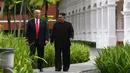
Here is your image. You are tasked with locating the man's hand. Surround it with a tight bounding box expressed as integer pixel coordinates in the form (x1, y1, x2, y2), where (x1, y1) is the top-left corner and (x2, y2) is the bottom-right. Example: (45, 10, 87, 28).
(70, 38, 73, 40)
(45, 40, 48, 44)
(26, 42, 29, 46)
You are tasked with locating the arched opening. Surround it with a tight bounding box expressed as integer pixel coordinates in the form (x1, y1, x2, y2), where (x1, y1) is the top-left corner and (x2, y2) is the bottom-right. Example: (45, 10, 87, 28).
(105, 1, 108, 4)
(72, 10, 74, 14)
(82, 7, 86, 11)
(69, 12, 70, 15)
(93, 3, 97, 8)
(99, 2, 102, 6)
(87, 5, 91, 9)
(116, 0, 124, 45)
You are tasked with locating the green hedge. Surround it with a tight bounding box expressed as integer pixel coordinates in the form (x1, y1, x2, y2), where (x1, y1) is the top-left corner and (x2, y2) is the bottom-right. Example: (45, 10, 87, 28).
(0, 32, 33, 73)
(34, 42, 90, 68)
(0, 32, 90, 73)
(72, 41, 96, 48)
(95, 43, 130, 73)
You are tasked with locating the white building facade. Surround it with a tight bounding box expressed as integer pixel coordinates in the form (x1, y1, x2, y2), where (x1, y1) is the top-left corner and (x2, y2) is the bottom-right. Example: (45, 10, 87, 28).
(59, 0, 130, 48)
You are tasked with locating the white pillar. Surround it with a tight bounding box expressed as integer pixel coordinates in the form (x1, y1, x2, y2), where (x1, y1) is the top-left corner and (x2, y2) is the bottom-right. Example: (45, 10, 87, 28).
(75, 14, 78, 40)
(107, 4, 117, 46)
(87, 10, 91, 41)
(85, 10, 89, 41)
(68, 16, 71, 22)
(74, 14, 77, 40)
(91, 8, 97, 42)
(123, 0, 130, 43)
(96, 7, 102, 48)
(80, 12, 85, 40)
(77, 13, 80, 40)
(79, 13, 82, 40)
(65, 16, 69, 21)
(71, 15, 74, 28)
(102, 5, 108, 47)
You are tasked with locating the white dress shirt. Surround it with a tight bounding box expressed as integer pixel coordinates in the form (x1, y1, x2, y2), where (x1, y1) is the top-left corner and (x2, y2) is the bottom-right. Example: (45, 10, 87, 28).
(35, 18, 40, 28)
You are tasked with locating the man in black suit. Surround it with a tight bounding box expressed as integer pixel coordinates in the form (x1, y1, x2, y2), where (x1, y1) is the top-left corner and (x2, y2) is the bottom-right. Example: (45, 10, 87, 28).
(26, 9, 49, 72)
(51, 13, 74, 72)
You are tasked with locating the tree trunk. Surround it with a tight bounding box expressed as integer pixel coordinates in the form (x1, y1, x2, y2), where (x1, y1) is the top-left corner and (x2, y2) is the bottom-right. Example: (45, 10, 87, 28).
(22, 2, 27, 36)
(45, 0, 48, 20)
(18, 0, 24, 37)
(7, 7, 11, 31)
(13, 2, 18, 32)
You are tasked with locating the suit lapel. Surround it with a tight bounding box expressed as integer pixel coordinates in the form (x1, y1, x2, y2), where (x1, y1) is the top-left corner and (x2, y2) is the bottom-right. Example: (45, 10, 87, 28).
(32, 19, 36, 30)
(39, 19, 42, 31)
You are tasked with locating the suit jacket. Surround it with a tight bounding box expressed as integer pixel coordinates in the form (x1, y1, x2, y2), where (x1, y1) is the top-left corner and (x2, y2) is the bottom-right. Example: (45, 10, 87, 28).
(26, 18, 49, 46)
(51, 21, 74, 47)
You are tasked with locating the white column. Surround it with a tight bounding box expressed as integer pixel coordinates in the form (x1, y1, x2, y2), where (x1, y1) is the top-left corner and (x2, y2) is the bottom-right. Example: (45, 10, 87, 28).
(91, 8, 97, 42)
(77, 13, 80, 40)
(123, 0, 130, 43)
(96, 7, 102, 48)
(74, 14, 77, 40)
(85, 10, 89, 41)
(68, 16, 71, 22)
(75, 14, 78, 40)
(65, 16, 69, 21)
(80, 12, 85, 40)
(79, 13, 82, 40)
(123, 11, 130, 43)
(107, 4, 117, 46)
(82, 12, 86, 40)
(102, 5, 108, 47)
(87, 10, 91, 41)
(69, 16, 72, 23)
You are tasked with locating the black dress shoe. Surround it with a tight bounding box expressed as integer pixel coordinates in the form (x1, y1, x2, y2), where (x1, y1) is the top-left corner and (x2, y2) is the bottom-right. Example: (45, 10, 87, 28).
(39, 69, 43, 72)
(63, 70, 68, 72)
(55, 68, 61, 71)
(63, 68, 68, 72)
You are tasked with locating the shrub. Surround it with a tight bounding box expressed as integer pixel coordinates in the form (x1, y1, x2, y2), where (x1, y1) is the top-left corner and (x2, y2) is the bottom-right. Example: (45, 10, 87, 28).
(0, 32, 90, 72)
(0, 32, 33, 73)
(35, 42, 90, 68)
(95, 43, 130, 73)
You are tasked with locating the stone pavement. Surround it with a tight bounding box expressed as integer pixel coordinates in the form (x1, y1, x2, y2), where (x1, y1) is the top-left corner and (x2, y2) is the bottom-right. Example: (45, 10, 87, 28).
(34, 48, 99, 73)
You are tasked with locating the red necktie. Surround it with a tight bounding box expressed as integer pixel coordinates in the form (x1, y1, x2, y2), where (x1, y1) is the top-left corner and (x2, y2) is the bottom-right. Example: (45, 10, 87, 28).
(36, 19, 39, 39)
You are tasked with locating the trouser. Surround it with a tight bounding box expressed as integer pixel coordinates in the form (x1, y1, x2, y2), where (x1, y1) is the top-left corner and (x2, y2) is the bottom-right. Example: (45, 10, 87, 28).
(30, 39, 44, 69)
(55, 45, 70, 70)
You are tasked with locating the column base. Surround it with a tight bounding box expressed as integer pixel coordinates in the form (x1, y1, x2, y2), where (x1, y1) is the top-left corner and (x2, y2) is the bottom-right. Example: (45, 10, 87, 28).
(96, 36, 102, 48)
(107, 36, 117, 46)
(96, 36, 106, 49)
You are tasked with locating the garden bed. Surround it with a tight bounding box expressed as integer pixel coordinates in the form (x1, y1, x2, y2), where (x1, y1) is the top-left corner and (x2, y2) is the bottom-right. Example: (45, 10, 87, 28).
(0, 32, 91, 72)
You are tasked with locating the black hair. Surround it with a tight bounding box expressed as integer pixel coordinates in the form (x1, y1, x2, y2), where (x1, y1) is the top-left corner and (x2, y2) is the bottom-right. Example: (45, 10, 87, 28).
(59, 13, 66, 16)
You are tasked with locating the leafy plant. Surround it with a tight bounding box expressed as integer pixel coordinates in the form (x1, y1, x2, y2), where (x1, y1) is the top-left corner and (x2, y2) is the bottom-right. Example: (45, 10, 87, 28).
(0, 32, 90, 73)
(95, 43, 130, 73)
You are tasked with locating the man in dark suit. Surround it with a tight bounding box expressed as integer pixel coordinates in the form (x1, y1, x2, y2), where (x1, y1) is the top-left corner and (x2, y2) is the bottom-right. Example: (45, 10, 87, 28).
(51, 13, 74, 72)
(26, 9, 49, 72)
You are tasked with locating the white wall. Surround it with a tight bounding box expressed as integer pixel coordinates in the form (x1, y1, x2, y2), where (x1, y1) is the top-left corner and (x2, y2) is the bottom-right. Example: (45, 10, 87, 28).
(59, 0, 124, 48)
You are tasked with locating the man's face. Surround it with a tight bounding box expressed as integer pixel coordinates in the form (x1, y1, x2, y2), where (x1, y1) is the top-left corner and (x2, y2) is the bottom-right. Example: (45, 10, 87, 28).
(34, 10, 41, 19)
(58, 15, 64, 22)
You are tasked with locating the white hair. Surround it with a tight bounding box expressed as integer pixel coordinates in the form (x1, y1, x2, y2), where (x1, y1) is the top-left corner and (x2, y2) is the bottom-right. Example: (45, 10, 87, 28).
(34, 9, 41, 13)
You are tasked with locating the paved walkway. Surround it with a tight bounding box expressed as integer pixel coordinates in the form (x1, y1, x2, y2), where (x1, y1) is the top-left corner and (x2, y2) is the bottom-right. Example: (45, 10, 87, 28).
(34, 48, 99, 73)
